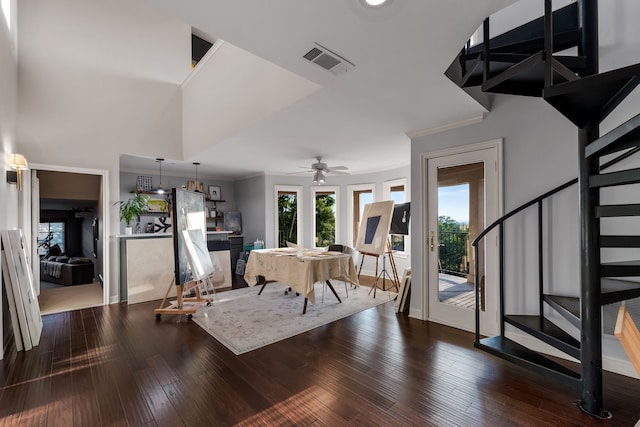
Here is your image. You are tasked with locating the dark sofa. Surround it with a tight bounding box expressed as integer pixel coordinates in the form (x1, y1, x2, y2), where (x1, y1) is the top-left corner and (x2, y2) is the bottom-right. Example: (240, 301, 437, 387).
(40, 256, 94, 286)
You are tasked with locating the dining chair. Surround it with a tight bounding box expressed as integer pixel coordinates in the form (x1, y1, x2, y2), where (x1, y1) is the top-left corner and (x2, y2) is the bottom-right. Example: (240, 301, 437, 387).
(322, 244, 356, 303)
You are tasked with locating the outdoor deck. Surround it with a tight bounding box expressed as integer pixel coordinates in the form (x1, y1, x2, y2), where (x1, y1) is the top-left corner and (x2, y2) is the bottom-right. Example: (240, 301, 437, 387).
(439, 272, 475, 308)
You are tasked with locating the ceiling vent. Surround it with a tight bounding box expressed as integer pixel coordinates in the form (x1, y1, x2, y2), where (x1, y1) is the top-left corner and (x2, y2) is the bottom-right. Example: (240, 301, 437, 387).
(303, 43, 354, 75)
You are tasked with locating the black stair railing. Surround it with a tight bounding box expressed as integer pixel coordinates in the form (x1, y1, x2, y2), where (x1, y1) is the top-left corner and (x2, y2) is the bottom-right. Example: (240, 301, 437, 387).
(471, 177, 577, 342)
(471, 146, 640, 343)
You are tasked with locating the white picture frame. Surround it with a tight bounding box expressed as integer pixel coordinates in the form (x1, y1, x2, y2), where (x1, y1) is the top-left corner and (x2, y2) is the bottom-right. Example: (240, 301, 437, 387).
(208, 185, 221, 201)
(355, 200, 394, 256)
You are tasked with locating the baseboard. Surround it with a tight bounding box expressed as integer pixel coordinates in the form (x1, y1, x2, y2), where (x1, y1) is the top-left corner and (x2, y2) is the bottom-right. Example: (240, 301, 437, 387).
(408, 307, 423, 320)
(505, 330, 639, 380)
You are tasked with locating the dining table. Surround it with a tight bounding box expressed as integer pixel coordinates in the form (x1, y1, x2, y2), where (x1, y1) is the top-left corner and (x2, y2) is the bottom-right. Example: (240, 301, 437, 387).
(243, 247, 359, 314)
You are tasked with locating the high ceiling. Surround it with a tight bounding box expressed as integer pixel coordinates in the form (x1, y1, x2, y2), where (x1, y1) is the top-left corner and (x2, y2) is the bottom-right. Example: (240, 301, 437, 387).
(128, 0, 518, 179)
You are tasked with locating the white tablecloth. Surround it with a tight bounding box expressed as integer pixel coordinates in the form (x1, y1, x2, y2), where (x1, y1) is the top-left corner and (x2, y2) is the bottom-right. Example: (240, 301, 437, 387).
(244, 248, 359, 304)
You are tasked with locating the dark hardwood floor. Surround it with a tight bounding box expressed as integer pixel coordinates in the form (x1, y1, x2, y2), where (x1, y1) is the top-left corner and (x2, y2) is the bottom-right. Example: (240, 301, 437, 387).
(1, 298, 638, 426)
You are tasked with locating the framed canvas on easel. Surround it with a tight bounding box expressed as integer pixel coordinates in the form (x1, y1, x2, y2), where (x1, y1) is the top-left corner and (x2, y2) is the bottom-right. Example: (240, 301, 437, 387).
(154, 188, 208, 319)
(354, 201, 400, 296)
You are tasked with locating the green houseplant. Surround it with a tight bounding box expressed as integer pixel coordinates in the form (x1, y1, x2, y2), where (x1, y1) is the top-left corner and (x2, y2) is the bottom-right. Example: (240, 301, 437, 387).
(118, 192, 150, 234)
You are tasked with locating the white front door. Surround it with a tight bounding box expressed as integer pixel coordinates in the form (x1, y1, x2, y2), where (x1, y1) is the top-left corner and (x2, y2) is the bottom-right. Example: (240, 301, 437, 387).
(426, 141, 501, 335)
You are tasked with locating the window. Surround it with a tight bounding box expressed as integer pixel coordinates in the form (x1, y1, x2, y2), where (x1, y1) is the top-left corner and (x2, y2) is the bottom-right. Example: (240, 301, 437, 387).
(348, 184, 374, 247)
(383, 178, 409, 255)
(311, 186, 339, 248)
(275, 186, 302, 248)
(38, 221, 65, 256)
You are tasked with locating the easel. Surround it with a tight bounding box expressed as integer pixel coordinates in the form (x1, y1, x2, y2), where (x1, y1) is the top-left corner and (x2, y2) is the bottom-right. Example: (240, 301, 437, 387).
(154, 188, 215, 319)
(357, 238, 400, 298)
(154, 277, 205, 319)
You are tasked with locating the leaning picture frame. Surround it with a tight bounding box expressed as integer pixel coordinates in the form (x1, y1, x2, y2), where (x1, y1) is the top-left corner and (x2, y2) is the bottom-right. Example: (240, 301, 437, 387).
(209, 185, 221, 201)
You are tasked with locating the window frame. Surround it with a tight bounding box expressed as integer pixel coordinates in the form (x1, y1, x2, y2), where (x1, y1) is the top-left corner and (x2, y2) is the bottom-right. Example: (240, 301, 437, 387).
(38, 219, 66, 256)
(311, 186, 340, 249)
(274, 185, 303, 248)
(347, 183, 375, 248)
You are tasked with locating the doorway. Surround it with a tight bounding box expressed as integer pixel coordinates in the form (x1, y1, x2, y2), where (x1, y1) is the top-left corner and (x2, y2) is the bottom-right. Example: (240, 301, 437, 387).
(425, 140, 502, 335)
(27, 166, 109, 315)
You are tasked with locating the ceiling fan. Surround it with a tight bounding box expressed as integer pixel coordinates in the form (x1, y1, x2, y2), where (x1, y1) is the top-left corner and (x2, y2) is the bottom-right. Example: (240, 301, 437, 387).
(300, 157, 349, 183)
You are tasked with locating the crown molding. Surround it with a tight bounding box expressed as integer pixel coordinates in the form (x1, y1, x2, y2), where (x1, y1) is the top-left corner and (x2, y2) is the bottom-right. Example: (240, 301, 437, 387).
(406, 113, 486, 139)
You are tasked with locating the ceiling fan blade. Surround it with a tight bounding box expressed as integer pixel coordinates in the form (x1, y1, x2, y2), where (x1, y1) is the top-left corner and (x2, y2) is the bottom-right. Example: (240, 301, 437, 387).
(329, 165, 348, 171)
(326, 170, 349, 176)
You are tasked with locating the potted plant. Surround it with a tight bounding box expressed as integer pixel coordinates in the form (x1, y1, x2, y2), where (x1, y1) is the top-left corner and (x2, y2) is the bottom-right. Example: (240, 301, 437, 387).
(118, 192, 150, 234)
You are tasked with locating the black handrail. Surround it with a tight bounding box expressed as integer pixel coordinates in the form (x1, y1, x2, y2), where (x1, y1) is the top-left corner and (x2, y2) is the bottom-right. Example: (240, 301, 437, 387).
(472, 177, 577, 247)
(472, 145, 640, 248)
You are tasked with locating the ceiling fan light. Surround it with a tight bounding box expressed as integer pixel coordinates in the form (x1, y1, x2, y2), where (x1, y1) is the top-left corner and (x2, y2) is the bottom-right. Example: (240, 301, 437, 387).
(313, 170, 325, 184)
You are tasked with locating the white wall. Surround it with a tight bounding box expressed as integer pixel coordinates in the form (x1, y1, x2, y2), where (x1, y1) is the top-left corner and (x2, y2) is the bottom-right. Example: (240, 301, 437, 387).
(234, 175, 266, 248)
(17, 0, 192, 302)
(0, 0, 18, 230)
(182, 41, 320, 159)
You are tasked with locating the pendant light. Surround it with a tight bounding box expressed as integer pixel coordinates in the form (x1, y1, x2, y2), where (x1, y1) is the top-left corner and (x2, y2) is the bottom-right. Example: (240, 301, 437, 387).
(156, 158, 165, 194)
(193, 162, 200, 192)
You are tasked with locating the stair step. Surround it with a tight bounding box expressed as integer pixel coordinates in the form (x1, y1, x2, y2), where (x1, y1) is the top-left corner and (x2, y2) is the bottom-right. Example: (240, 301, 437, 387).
(466, 3, 580, 56)
(601, 260, 640, 277)
(590, 168, 640, 188)
(596, 204, 640, 217)
(544, 295, 581, 328)
(585, 113, 640, 158)
(601, 278, 640, 305)
(601, 235, 640, 248)
(475, 336, 580, 387)
(544, 63, 640, 128)
(504, 314, 580, 359)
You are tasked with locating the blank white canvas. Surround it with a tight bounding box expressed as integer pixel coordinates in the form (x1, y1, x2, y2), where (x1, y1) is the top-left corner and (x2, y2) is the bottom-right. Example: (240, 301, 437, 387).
(1, 231, 33, 350)
(182, 229, 215, 280)
(6, 230, 42, 347)
(209, 250, 232, 289)
(1, 249, 24, 352)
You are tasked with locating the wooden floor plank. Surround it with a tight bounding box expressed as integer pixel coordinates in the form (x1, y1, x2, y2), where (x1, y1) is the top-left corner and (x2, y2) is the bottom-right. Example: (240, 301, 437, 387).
(0, 298, 638, 426)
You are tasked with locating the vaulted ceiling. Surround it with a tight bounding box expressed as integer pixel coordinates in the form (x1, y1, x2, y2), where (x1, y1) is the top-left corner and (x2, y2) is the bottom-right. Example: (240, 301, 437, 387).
(131, 0, 518, 178)
(20, 0, 522, 179)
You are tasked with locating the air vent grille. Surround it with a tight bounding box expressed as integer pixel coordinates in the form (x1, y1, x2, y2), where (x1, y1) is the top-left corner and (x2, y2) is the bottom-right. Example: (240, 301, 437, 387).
(303, 47, 322, 62)
(302, 43, 354, 75)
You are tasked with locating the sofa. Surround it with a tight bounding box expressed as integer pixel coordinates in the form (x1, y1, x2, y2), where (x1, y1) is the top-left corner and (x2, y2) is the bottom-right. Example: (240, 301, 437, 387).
(40, 255, 94, 286)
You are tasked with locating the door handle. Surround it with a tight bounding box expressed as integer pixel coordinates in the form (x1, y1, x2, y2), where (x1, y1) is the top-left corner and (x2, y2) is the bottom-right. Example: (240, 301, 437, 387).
(430, 231, 435, 252)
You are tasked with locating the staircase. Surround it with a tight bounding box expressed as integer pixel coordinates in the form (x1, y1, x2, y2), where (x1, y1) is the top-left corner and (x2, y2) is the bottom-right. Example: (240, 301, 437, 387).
(446, 0, 640, 418)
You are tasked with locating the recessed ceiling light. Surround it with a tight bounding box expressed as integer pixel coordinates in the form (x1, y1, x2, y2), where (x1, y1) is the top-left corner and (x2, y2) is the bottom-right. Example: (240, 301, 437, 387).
(363, 0, 389, 7)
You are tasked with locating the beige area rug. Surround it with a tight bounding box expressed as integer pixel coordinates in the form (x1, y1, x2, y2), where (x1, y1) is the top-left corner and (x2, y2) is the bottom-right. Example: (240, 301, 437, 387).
(191, 282, 396, 355)
(38, 283, 103, 315)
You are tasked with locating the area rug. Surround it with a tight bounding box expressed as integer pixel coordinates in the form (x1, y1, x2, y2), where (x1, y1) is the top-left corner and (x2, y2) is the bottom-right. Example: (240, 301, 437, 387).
(191, 282, 396, 355)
